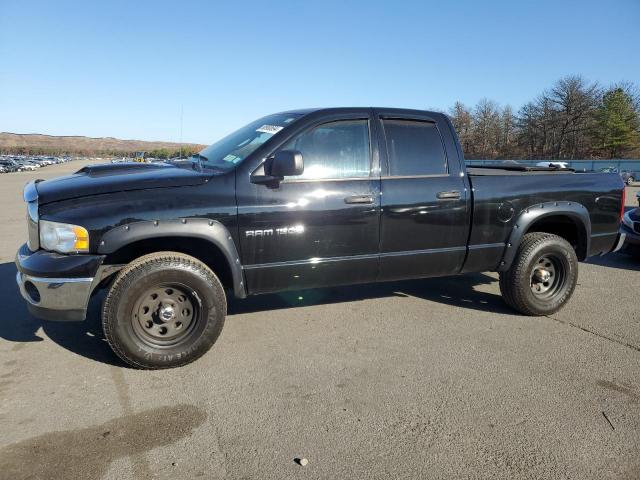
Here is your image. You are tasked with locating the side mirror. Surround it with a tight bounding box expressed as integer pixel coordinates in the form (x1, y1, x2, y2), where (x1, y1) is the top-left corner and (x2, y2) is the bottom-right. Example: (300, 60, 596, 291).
(269, 150, 304, 177)
(251, 150, 304, 186)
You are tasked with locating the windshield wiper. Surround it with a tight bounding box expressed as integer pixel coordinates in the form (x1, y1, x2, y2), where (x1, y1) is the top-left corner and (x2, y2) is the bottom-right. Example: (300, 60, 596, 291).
(191, 153, 208, 172)
(190, 153, 228, 173)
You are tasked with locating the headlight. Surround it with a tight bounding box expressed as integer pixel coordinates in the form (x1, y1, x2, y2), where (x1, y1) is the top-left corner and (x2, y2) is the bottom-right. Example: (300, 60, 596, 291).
(39, 220, 89, 253)
(622, 211, 634, 230)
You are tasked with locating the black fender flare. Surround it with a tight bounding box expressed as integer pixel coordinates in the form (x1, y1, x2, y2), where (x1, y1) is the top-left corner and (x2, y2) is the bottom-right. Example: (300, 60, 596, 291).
(498, 201, 591, 271)
(97, 218, 246, 298)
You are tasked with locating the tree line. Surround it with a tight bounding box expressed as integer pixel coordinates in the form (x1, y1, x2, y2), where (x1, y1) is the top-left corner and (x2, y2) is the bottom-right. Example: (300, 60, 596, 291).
(144, 147, 201, 159)
(2, 146, 201, 159)
(448, 75, 640, 160)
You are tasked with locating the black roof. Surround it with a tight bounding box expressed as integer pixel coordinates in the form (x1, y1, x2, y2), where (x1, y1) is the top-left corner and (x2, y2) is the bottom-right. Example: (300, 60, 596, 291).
(277, 107, 446, 118)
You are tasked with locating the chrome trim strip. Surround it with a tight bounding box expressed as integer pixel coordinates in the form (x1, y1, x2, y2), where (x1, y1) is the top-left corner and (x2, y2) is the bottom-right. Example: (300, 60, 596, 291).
(27, 276, 94, 284)
(380, 246, 467, 257)
(244, 246, 467, 270)
(591, 231, 619, 238)
(380, 174, 450, 180)
(468, 242, 505, 250)
(244, 253, 377, 270)
(281, 176, 373, 184)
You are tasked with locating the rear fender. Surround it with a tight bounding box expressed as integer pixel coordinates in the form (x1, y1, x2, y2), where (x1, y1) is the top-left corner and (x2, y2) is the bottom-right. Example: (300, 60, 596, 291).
(498, 201, 591, 271)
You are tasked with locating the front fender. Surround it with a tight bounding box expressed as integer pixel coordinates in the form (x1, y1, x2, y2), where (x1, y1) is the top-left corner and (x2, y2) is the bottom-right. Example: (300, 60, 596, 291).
(498, 201, 591, 271)
(97, 218, 246, 298)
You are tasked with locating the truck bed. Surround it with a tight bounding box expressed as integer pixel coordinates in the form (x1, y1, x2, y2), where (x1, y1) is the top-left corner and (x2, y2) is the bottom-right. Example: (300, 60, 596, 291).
(462, 169, 623, 273)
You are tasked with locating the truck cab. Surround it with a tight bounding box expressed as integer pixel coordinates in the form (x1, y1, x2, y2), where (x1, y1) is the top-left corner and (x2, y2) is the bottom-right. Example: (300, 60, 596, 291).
(237, 108, 470, 292)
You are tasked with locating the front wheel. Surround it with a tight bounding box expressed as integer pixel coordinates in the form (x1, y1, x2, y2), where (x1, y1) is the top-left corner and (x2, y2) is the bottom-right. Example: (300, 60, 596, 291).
(499, 233, 578, 316)
(102, 252, 226, 369)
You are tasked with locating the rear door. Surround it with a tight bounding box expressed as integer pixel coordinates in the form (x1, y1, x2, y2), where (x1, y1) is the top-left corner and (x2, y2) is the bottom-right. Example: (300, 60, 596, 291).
(375, 110, 470, 280)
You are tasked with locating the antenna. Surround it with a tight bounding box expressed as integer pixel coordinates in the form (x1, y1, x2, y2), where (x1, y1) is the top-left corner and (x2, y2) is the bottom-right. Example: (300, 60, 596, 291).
(179, 104, 184, 159)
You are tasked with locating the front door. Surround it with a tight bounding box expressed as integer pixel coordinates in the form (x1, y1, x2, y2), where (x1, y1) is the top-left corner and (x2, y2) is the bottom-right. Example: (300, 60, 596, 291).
(375, 111, 470, 280)
(237, 112, 380, 294)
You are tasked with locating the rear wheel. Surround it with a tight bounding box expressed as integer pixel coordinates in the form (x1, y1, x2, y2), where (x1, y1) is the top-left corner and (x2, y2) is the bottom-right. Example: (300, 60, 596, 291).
(499, 233, 578, 316)
(102, 252, 226, 369)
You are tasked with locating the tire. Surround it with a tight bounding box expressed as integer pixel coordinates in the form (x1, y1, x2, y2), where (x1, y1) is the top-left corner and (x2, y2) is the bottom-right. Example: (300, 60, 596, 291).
(102, 252, 226, 369)
(499, 232, 578, 316)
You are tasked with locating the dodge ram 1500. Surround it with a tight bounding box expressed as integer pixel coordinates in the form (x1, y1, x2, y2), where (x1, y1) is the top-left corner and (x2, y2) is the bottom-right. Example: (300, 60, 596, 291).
(16, 108, 626, 368)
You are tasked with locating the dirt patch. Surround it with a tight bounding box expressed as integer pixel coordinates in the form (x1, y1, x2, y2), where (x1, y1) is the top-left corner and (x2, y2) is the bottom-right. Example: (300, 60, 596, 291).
(0, 404, 206, 480)
(596, 379, 639, 403)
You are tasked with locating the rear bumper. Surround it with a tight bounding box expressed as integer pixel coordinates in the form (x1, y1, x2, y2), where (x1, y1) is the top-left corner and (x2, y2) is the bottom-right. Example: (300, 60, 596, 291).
(15, 244, 105, 321)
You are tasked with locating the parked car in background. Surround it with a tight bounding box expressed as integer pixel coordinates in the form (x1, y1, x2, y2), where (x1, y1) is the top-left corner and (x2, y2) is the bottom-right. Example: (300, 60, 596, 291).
(34, 158, 54, 167)
(536, 161, 570, 169)
(621, 192, 640, 258)
(0, 159, 21, 172)
(622, 170, 638, 185)
(0, 165, 6, 173)
(0, 155, 79, 173)
(598, 167, 637, 185)
(17, 161, 39, 171)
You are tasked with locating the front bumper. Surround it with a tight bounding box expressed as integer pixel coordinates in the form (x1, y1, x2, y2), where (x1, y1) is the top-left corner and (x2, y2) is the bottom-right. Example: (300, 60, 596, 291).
(15, 244, 106, 321)
(16, 271, 95, 321)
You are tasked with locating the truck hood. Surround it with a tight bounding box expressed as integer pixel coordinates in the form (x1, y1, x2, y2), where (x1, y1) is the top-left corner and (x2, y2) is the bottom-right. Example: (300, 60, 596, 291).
(34, 162, 212, 204)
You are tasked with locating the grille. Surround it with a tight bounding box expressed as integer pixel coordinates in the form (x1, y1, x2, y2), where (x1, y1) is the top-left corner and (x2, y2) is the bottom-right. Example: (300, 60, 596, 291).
(26, 200, 39, 251)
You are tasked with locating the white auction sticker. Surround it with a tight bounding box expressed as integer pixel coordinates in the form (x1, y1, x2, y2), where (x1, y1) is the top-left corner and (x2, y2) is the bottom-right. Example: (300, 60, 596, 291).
(256, 125, 283, 134)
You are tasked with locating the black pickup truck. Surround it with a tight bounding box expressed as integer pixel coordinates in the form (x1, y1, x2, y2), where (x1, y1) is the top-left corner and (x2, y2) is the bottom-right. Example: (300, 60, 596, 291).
(16, 108, 626, 369)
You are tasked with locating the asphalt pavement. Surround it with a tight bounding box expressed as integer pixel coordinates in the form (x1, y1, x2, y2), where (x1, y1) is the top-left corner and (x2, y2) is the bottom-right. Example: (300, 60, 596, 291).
(1, 161, 639, 479)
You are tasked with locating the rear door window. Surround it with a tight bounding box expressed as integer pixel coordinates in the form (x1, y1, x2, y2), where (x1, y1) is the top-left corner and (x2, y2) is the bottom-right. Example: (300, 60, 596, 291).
(382, 119, 447, 176)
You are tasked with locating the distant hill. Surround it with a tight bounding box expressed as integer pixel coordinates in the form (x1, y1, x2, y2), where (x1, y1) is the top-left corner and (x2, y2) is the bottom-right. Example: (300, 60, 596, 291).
(0, 132, 206, 157)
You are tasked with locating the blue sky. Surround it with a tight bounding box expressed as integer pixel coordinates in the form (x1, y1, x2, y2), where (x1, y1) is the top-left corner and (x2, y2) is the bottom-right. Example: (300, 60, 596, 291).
(1, 0, 638, 144)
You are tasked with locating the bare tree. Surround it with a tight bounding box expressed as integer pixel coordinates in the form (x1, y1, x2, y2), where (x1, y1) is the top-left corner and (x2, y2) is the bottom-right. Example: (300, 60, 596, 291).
(443, 76, 638, 160)
(471, 99, 501, 159)
(498, 105, 516, 158)
(448, 101, 473, 155)
(545, 75, 601, 158)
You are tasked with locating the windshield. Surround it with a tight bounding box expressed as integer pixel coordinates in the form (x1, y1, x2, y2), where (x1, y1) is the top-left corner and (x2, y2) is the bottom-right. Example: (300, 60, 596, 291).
(196, 113, 302, 170)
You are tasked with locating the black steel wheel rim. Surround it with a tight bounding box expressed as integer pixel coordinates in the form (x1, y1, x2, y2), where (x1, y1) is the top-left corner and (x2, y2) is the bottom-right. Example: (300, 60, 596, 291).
(529, 254, 566, 299)
(131, 283, 199, 347)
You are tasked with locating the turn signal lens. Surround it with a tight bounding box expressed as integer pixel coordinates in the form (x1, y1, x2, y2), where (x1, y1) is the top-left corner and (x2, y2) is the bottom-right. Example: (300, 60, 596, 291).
(72, 225, 90, 250)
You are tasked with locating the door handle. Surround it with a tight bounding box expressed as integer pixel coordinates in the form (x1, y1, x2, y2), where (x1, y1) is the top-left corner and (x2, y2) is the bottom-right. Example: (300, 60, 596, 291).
(436, 190, 461, 200)
(344, 194, 374, 204)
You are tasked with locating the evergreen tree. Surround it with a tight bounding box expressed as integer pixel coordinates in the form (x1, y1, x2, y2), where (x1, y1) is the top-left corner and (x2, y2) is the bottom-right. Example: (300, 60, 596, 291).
(594, 88, 640, 158)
